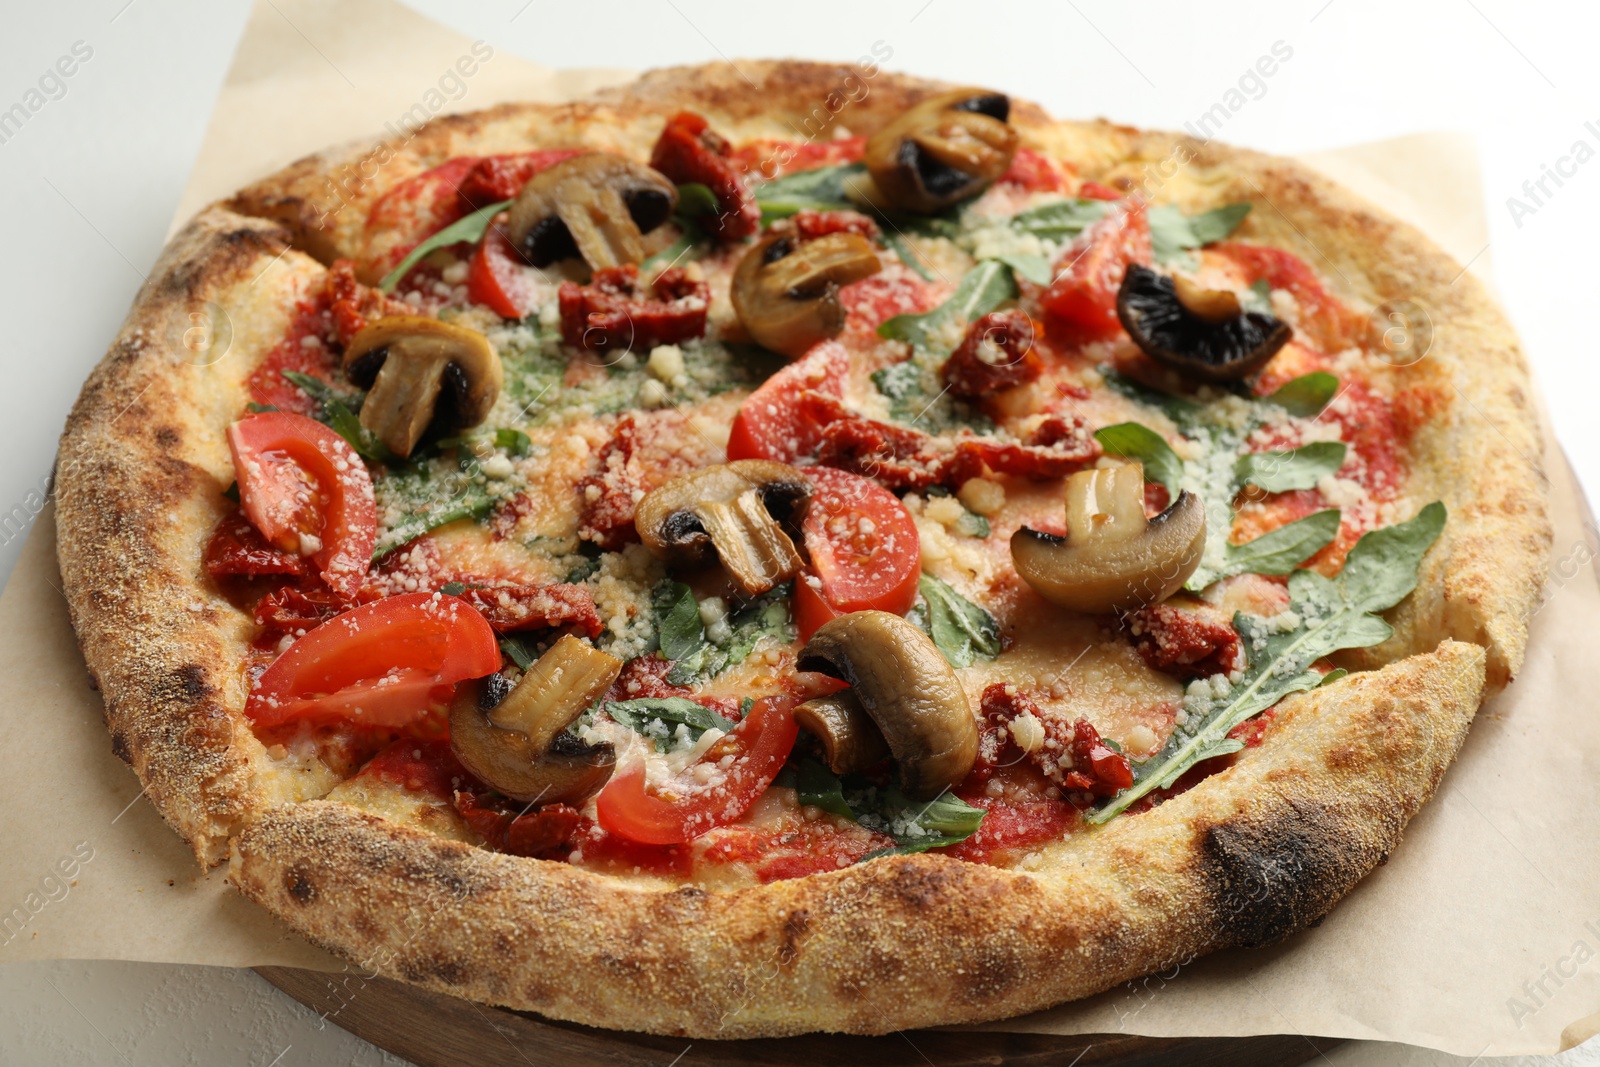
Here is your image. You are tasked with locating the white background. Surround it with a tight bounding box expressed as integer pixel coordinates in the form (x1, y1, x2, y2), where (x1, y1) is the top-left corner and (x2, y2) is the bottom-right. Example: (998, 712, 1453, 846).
(0, 1, 1597, 1064)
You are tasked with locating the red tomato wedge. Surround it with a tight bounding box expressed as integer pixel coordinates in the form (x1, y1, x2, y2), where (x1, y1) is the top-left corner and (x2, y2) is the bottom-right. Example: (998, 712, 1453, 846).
(595, 696, 799, 845)
(725, 341, 849, 463)
(794, 467, 922, 641)
(227, 411, 377, 598)
(466, 225, 538, 319)
(246, 592, 500, 730)
(1040, 200, 1150, 336)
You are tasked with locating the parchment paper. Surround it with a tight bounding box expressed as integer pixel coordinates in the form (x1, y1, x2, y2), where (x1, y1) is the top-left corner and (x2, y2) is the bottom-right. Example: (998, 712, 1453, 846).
(2, 0, 1596, 1055)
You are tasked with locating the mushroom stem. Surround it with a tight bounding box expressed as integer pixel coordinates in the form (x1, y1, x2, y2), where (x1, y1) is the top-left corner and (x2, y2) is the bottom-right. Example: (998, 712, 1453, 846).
(694, 492, 807, 598)
(488, 634, 624, 745)
(1065, 464, 1147, 546)
(1173, 275, 1243, 324)
(794, 691, 891, 775)
(554, 176, 646, 270)
(360, 352, 449, 458)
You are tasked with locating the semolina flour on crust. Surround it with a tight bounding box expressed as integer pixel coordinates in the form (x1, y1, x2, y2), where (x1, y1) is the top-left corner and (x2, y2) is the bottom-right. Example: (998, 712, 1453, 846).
(56, 61, 1548, 1036)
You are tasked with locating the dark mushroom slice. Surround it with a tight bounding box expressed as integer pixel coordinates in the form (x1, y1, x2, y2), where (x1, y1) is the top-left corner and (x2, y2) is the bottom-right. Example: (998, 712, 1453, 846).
(634, 460, 813, 597)
(448, 635, 622, 805)
(863, 88, 1019, 214)
(793, 690, 890, 776)
(731, 233, 882, 358)
(797, 611, 976, 800)
(1011, 464, 1206, 615)
(343, 314, 503, 458)
(504, 153, 677, 272)
(1116, 264, 1292, 383)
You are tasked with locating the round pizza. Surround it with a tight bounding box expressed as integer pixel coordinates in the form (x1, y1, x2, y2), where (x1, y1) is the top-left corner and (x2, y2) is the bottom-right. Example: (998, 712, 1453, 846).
(56, 60, 1550, 1036)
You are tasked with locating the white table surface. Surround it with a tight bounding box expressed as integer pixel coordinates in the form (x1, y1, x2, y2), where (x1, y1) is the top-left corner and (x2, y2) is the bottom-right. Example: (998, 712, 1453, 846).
(2, 1, 1597, 1063)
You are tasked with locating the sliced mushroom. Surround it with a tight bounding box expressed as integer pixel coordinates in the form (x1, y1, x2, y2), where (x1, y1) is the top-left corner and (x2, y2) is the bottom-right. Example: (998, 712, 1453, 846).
(504, 153, 677, 272)
(797, 611, 976, 799)
(1011, 464, 1206, 614)
(863, 88, 1019, 214)
(730, 233, 883, 358)
(343, 314, 502, 458)
(448, 635, 622, 805)
(1117, 265, 1292, 382)
(794, 690, 891, 775)
(634, 460, 813, 597)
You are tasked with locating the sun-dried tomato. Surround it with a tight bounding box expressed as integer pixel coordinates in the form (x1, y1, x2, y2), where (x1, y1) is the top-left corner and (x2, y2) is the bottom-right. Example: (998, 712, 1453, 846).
(253, 580, 351, 639)
(324, 258, 410, 348)
(456, 149, 586, 211)
(941, 310, 1041, 399)
(788, 209, 879, 241)
(455, 792, 584, 858)
(558, 265, 709, 356)
(649, 111, 759, 240)
(454, 582, 602, 637)
(204, 512, 308, 579)
(971, 684, 1132, 800)
(1125, 600, 1243, 680)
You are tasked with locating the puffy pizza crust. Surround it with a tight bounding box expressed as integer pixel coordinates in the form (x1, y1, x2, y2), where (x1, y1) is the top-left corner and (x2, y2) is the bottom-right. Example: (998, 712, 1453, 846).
(58, 60, 1549, 1033)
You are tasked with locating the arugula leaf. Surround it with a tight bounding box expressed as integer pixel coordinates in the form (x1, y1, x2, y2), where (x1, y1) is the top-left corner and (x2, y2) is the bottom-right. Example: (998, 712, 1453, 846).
(498, 635, 536, 671)
(653, 581, 706, 662)
(870, 361, 925, 404)
(652, 581, 795, 685)
(911, 574, 1000, 668)
(1220, 509, 1341, 577)
(794, 758, 855, 819)
(1266, 372, 1340, 417)
(1148, 202, 1251, 266)
(373, 483, 494, 558)
(955, 510, 991, 538)
(674, 182, 718, 217)
(604, 697, 735, 751)
(877, 259, 1017, 354)
(1240, 279, 1273, 315)
(790, 760, 987, 856)
(1090, 503, 1445, 823)
(282, 371, 400, 466)
(881, 230, 937, 282)
(642, 214, 704, 271)
(1235, 441, 1347, 493)
(379, 198, 511, 293)
(1007, 198, 1111, 240)
(992, 251, 1053, 286)
(1094, 422, 1184, 497)
(753, 163, 864, 219)
(495, 428, 532, 457)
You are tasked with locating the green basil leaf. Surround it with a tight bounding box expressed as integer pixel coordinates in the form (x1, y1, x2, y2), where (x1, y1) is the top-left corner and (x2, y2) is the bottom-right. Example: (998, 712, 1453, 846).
(881, 230, 937, 282)
(1235, 441, 1347, 494)
(605, 697, 735, 751)
(857, 788, 988, 858)
(1221, 509, 1341, 577)
(992, 252, 1052, 286)
(1094, 422, 1185, 498)
(954, 509, 991, 539)
(1008, 197, 1110, 240)
(877, 259, 1017, 354)
(498, 635, 536, 671)
(246, 402, 279, 413)
(1240, 279, 1273, 315)
(1265, 372, 1340, 417)
(1317, 667, 1348, 687)
(870, 361, 925, 402)
(653, 581, 706, 662)
(282, 371, 399, 466)
(379, 198, 512, 293)
(222, 481, 240, 503)
(1091, 503, 1445, 823)
(914, 574, 1000, 668)
(674, 182, 719, 217)
(494, 428, 532, 457)
(795, 758, 855, 819)
(642, 213, 704, 271)
(753, 162, 865, 219)
(372, 481, 494, 559)
(440, 580, 467, 596)
(1149, 202, 1251, 265)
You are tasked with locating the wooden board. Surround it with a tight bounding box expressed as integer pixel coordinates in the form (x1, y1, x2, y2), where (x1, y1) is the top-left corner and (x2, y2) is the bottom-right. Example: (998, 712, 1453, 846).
(258, 966, 1342, 1067)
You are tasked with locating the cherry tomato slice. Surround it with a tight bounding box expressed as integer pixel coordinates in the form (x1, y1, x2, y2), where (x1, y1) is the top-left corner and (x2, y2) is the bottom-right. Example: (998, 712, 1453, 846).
(227, 411, 377, 599)
(725, 341, 849, 463)
(246, 592, 500, 730)
(466, 225, 538, 319)
(794, 467, 922, 641)
(1040, 200, 1150, 336)
(595, 696, 799, 845)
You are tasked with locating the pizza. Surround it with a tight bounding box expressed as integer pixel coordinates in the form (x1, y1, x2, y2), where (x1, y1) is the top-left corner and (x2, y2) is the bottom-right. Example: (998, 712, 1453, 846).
(55, 61, 1550, 1036)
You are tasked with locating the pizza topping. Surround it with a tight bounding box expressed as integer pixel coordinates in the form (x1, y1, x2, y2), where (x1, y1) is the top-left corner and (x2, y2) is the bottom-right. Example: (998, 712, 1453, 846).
(453, 792, 584, 858)
(792, 466, 922, 642)
(634, 460, 813, 598)
(1011, 464, 1205, 615)
(1040, 201, 1151, 336)
(447, 635, 622, 804)
(648, 111, 759, 241)
(796, 610, 977, 800)
(974, 685, 1133, 798)
(341, 315, 502, 459)
(939, 309, 1041, 398)
(504, 153, 677, 271)
(793, 691, 890, 775)
(863, 88, 1019, 214)
(1124, 597, 1244, 680)
(203, 512, 308, 579)
(226, 411, 378, 599)
(730, 233, 882, 358)
(557, 265, 709, 354)
(1116, 264, 1292, 382)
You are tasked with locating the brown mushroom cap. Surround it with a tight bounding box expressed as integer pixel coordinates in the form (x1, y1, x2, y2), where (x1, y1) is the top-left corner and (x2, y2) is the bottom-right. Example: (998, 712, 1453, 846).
(634, 460, 813, 597)
(793, 690, 891, 776)
(343, 314, 502, 459)
(863, 88, 1019, 214)
(730, 233, 883, 358)
(797, 611, 976, 800)
(448, 635, 622, 805)
(1011, 465, 1206, 615)
(504, 153, 677, 272)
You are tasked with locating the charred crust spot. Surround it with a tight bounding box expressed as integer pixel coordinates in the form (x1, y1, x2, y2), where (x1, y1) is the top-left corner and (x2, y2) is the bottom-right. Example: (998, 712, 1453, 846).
(109, 730, 130, 764)
(778, 908, 810, 969)
(1198, 796, 1368, 949)
(401, 954, 474, 987)
(173, 663, 211, 701)
(882, 859, 970, 911)
(957, 944, 1024, 1002)
(285, 865, 317, 904)
(153, 426, 181, 448)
